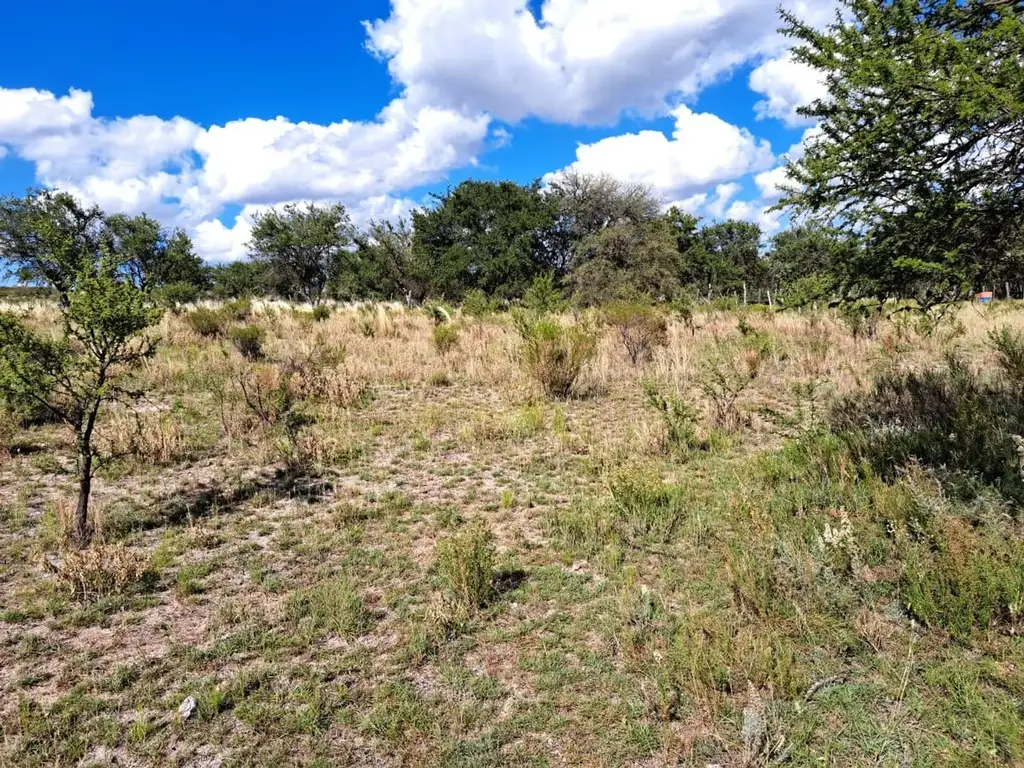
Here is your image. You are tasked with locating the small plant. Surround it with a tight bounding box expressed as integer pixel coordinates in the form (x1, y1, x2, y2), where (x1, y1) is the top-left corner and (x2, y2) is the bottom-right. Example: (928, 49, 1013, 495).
(670, 290, 699, 335)
(514, 314, 597, 398)
(461, 289, 495, 318)
(221, 297, 253, 322)
(521, 272, 565, 314)
(698, 340, 769, 431)
(609, 464, 687, 544)
(642, 379, 701, 452)
(50, 543, 152, 602)
(230, 324, 266, 361)
(427, 370, 453, 387)
(988, 326, 1024, 387)
(285, 576, 371, 638)
(311, 304, 331, 323)
(432, 322, 460, 357)
(185, 307, 225, 338)
(837, 299, 881, 341)
(435, 520, 495, 616)
(603, 302, 669, 365)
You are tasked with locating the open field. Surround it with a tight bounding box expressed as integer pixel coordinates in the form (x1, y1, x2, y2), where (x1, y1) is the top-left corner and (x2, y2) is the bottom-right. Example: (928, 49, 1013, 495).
(2, 300, 1024, 767)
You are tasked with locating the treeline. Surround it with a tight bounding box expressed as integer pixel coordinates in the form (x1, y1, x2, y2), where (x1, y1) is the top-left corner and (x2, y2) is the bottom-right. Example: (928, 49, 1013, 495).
(0, 176, 868, 311)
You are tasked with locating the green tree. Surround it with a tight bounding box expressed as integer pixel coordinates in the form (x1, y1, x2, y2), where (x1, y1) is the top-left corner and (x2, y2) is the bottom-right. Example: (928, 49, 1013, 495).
(209, 260, 270, 300)
(348, 218, 426, 302)
(0, 250, 160, 545)
(248, 202, 354, 305)
(105, 214, 206, 291)
(764, 224, 855, 288)
(569, 219, 681, 305)
(683, 220, 764, 297)
(779, 0, 1024, 304)
(411, 180, 560, 300)
(0, 189, 105, 302)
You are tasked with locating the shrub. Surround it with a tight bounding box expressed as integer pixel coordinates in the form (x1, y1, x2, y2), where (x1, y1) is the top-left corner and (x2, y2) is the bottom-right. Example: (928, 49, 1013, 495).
(461, 289, 495, 318)
(312, 304, 331, 323)
(154, 281, 202, 311)
(222, 297, 253, 322)
(230, 324, 266, 361)
(52, 544, 152, 602)
(285, 576, 371, 638)
(988, 325, 1024, 386)
(428, 370, 453, 387)
(514, 315, 597, 398)
(603, 302, 669, 365)
(837, 299, 881, 340)
(521, 273, 566, 314)
(432, 323, 460, 357)
(831, 352, 1024, 504)
(698, 340, 769, 431)
(185, 307, 225, 338)
(435, 521, 495, 616)
(609, 464, 687, 544)
(899, 516, 1024, 640)
(670, 291, 699, 335)
(642, 379, 701, 452)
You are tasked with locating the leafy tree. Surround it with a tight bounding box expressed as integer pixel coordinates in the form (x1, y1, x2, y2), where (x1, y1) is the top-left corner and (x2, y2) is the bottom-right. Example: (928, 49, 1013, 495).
(411, 180, 560, 300)
(209, 260, 270, 299)
(0, 249, 160, 545)
(764, 224, 855, 288)
(248, 202, 354, 305)
(779, 0, 1024, 304)
(0, 189, 105, 302)
(348, 218, 426, 302)
(105, 214, 206, 291)
(682, 220, 764, 297)
(569, 220, 681, 305)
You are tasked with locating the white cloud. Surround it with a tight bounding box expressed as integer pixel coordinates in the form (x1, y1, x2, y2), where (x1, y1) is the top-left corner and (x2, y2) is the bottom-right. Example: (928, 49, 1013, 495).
(749, 53, 828, 127)
(547, 104, 775, 201)
(0, 86, 490, 260)
(366, 0, 840, 124)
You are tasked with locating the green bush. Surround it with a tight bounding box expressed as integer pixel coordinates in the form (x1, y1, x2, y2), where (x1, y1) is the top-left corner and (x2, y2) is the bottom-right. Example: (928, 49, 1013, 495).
(285, 576, 371, 638)
(461, 289, 496, 318)
(642, 379, 702, 453)
(230, 324, 266, 361)
(521, 273, 565, 314)
(432, 323, 460, 357)
(312, 304, 331, 323)
(184, 307, 225, 338)
(609, 464, 687, 544)
(222, 297, 253, 322)
(831, 352, 1024, 504)
(154, 281, 202, 311)
(514, 315, 597, 398)
(900, 517, 1024, 640)
(435, 521, 495, 615)
(603, 302, 669, 364)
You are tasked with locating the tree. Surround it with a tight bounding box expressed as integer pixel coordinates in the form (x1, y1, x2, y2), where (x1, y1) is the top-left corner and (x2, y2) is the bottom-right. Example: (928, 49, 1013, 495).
(764, 224, 855, 288)
(682, 220, 764, 297)
(248, 202, 354, 305)
(105, 214, 206, 292)
(0, 189, 105, 303)
(411, 180, 560, 300)
(348, 218, 426, 302)
(0, 231, 160, 545)
(568, 219, 681, 305)
(209, 260, 270, 299)
(779, 0, 1024, 304)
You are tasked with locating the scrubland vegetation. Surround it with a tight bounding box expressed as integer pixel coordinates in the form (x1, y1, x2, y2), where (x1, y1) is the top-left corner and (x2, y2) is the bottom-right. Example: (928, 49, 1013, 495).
(3, 296, 1024, 766)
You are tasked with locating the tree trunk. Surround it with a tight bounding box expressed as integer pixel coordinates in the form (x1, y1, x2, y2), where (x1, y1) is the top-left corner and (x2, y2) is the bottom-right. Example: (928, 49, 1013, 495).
(75, 448, 93, 547)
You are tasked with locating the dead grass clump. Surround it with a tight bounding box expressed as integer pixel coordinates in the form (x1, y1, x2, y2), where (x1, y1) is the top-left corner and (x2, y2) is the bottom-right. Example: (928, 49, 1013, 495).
(49, 543, 152, 602)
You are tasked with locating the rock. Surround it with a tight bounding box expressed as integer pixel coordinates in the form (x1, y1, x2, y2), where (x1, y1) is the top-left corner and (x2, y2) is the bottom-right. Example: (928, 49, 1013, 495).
(178, 696, 198, 721)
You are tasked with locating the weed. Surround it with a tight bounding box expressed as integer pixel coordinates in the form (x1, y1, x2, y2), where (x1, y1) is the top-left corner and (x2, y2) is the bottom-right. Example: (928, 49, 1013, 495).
(285, 576, 372, 638)
(184, 307, 225, 337)
(603, 302, 669, 364)
(435, 520, 495, 616)
(230, 324, 266, 360)
(432, 322, 460, 357)
(514, 314, 597, 398)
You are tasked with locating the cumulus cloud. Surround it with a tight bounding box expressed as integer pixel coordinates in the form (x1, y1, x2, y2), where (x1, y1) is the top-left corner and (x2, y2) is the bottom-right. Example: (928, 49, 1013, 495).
(0, 86, 490, 260)
(749, 53, 828, 127)
(365, 0, 838, 124)
(547, 104, 775, 201)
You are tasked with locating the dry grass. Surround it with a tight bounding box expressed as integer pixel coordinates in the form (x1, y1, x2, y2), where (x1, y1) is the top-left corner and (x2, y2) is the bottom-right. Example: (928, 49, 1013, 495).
(1, 300, 1024, 766)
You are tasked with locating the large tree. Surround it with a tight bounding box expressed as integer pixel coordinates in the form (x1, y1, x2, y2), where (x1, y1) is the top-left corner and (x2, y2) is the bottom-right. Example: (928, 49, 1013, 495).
(105, 213, 206, 292)
(248, 202, 354, 305)
(348, 219, 426, 302)
(681, 220, 764, 297)
(411, 180, 560, 300)
(780, 0, 1024, 304)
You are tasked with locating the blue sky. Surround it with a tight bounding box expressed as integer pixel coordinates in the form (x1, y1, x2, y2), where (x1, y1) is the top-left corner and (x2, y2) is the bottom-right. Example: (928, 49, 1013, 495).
(0, 0, 834, 261)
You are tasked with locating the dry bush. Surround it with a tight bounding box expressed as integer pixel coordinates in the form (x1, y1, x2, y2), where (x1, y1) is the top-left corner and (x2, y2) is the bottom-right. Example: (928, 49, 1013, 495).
(49, 543, 151, 602)
(515, 314, 597, 398)
(603, 302, 669, 365)
(101, 410, 191, 465)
